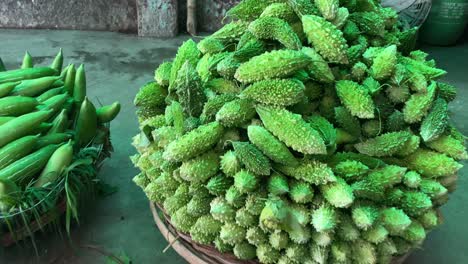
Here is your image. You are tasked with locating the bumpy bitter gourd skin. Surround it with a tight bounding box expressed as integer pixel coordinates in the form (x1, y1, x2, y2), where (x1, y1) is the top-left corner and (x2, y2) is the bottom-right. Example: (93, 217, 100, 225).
(403, 81, 437, 124)
(163, 122, 224, 162)
(233, 141, 271, 176)
(370, 45, 397, 81)
(420, 98, 448, 142)
(216, 99, 256, 127)
(179, 151, 220, 183)
(247, 125, 298, 166)
(131, 0, 467, 262)
(302, 15, 349, 64)
(235, 50, 311, 83)
(227, 0, 285, 21)
(314, 0, 339, 21)
(173, 62, 207, 117)
(354, 131, 412, 157)
(249, 17, 302, 50)
(256, 105, 327, 155)
(240, 79, 305, 106)
(260, 3, 298, 23)
(154, 61, 172, 86)
(336, 80, 375, 119)
(301, 47, 335, 83)
(169, 39, 201, 90)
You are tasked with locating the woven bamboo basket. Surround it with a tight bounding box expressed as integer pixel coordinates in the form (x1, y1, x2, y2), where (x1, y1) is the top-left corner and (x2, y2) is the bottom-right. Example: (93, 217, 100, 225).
(0, 127, 113, 247)
(150, 202, 411, 264)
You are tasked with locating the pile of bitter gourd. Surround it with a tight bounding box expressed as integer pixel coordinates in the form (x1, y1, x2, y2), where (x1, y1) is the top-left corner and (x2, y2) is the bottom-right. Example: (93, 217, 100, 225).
(0, 50, 120, 214)
(132, 0, 466, 263)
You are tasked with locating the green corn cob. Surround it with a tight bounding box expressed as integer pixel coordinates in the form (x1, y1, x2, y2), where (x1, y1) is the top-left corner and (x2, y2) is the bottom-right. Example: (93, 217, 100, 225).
(302, 15, 349, 64)
(235, 50, 311, 83)
(256, 105, 327, 154)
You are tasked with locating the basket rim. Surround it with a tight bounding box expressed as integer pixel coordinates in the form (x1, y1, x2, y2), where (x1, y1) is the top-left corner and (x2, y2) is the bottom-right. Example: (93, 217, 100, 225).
(150, 202, 412, 264)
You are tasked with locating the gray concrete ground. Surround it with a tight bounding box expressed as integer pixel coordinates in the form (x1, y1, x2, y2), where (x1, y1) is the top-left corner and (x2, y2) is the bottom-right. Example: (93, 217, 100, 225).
(0, 29, 467, 264)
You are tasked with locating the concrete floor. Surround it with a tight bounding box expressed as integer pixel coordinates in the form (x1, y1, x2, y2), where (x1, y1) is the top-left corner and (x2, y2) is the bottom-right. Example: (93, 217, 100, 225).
(0, 29, 466, 264)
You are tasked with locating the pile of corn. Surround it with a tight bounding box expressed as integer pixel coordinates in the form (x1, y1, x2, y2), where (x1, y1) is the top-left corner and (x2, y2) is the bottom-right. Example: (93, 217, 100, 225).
(132, 0, 466, 263)
(0, 50, 120, 212)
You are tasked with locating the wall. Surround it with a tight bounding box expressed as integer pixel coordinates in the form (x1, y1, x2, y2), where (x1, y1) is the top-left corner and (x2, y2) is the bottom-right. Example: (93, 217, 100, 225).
(0, 0, 137, 32)
(0, 0, 240, 35)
